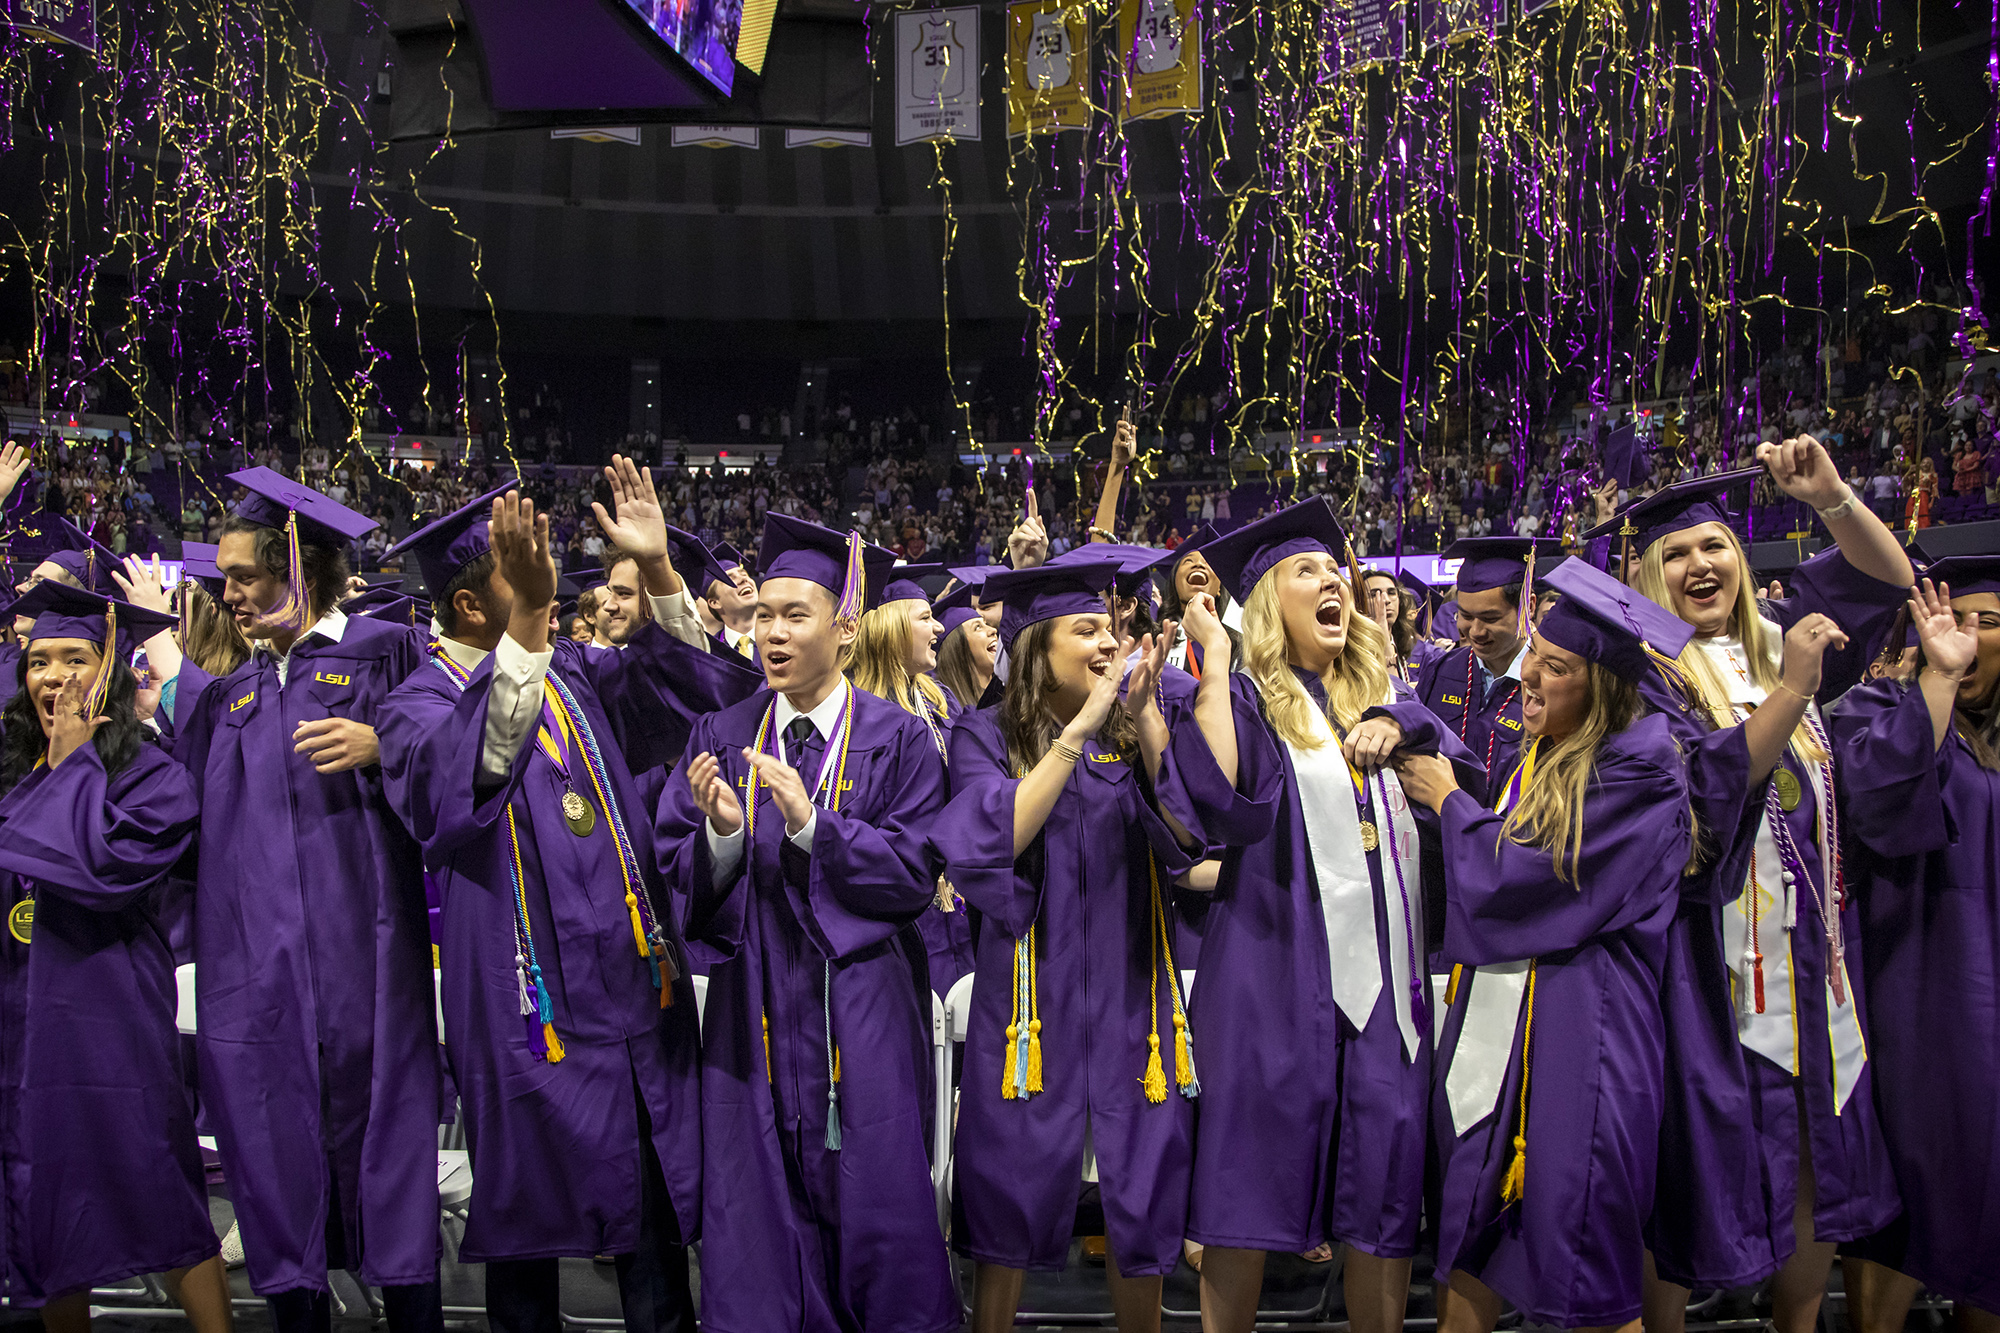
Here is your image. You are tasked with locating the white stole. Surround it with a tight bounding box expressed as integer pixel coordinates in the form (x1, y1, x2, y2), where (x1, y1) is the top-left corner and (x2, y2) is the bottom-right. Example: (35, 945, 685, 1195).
(1264, 678, 1424, 1061)
(1701, 625, 1867, 1112)
(1442, 760, 1533, 1136)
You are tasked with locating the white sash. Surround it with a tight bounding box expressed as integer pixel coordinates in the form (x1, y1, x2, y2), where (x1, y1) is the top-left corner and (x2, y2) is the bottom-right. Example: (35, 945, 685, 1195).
(1262, 678, 1424, 1060)
(1441, 763, 1533, 1135)
(1701, 628, 1868, 1111)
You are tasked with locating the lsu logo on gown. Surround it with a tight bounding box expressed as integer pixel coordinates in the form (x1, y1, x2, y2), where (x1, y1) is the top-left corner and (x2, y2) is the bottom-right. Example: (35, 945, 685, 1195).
(230, 690, 256, 712)
(1441, 694, 1465, 707)
(314, 672, 352, 687)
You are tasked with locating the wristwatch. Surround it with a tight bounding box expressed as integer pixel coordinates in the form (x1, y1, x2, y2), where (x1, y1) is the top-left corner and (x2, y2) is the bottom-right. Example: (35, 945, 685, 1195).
(1815, 489, 1859, 521)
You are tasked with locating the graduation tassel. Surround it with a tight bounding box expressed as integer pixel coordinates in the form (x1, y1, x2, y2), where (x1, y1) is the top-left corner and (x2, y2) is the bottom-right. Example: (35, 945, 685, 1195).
(823, 962, 842, 1151)
(1500, 962, 1539, 1207)
(260, 512, 313, 633)
(1150, 855, 1197, 1096)
(762, 1011, 773, 1084)
(626, 889, 652, 959)
(834, 529, 867, 625)
(1142, 894, 1168, 1105)
(1024, 940, 1043, 1094)
(515, 954, 533, 1016)
(543, 1023, 566, 1063)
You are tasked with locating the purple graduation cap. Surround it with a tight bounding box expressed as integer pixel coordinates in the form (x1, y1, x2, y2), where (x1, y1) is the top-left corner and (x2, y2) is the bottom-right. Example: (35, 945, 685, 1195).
(1443, 537, 1568, 594)
(1052, 543, 1172, 603)
(1579, 467, 1762, 555)
(985, 560, 1119, 652)
(758, 512, 898, 619)
(881, 562, 949, 604)
(947, 564, 1000, 592)
(712, 540, 752, 578)
(181, 541, 224, 593)
(1920, 555, 2000, 599)
(932, 583, 982, 639)
(383, 481, 517, 600)
(1535, 557, 1697, 682)
(44, 517, 121, 594)
(665, 525, 732, 595)
(13, 581, 180, 717)
(1197, 498, 1347, 604)
(228, 467, 382, 632)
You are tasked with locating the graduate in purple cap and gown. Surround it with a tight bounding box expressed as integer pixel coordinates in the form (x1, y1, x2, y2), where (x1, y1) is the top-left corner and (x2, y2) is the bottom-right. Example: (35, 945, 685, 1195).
(1398, 558, 1696, 1332)
(654, 513, 958, 1333)
(1830, 565, 2000, 1328)
(1413, 538, 1566, 780)
(1154, 528, 1237, 681)
(941, 559, 1200, 1332)
(1579, 441, 1911, 1333)
(849, 563, 974, 996)
(0, 584, 230, 1333)
(378, 464, 764, 1333)
(169, 467, 444, 1333)
(1155, 499, 1482, 1332)
(697, 539, 760, 663)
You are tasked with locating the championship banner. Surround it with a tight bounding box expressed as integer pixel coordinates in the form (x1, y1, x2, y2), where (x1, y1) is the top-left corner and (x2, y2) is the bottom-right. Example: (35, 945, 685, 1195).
(1006, 0, 1090, 138)
(786, 128, 874, 148)
(1117, 0, 1199, 122)
(4, 0, 96, 51)
(895, 6, 982, 146)
(669, 125, 761, 148)
(1327, 0, 1405, 75)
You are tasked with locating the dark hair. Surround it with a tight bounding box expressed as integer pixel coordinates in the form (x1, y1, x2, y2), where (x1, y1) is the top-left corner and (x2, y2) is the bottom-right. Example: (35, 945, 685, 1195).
(998, 617, 1137, 776)
(220, 516, 349, 622)
(936, 621, 987, 711)
(1, 645, 145, 794)
(1916, 640, 2000, 771)
(433, 550, 497, 637)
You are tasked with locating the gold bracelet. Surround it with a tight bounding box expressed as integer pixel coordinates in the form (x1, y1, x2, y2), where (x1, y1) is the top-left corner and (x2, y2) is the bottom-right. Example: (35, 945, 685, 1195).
(1048, 738, 1083, 765)
(1088, 525, 1117, 541)
(1772, 680, 1813, 702)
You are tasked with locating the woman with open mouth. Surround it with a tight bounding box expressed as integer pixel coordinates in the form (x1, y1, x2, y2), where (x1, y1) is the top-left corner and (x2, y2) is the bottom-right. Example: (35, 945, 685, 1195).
(1828, 564, 2000, 1330)
(1161, 497, 1482, 1333)
(1155, 528, 1239, 680)
(1581, 436, 1915, 1333)
(1397, 558, 1698, 1333)
(941, 559, 1199, 1333)
(0, 582, 229, 1333)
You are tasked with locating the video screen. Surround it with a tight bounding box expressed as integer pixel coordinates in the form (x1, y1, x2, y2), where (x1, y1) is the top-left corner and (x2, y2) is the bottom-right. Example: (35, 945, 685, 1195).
(623, 0, 742, 95)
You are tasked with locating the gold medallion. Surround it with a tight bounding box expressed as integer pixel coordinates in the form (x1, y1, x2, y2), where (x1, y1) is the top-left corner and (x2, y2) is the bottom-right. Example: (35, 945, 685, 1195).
(1774, 769, 1802, 812)
(562, 788, 596, 836)
(1358, 821, 1380, 853)
(7, 898, 32, 945)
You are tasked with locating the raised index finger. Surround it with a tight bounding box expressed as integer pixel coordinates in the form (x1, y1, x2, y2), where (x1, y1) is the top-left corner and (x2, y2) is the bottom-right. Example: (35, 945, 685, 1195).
(1025, 488, 1038, 521)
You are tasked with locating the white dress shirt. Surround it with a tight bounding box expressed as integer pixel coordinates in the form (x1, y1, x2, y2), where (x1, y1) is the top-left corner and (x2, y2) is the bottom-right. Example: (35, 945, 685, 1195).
(259, 608, 349, 688)
(706, 677, 850, 880)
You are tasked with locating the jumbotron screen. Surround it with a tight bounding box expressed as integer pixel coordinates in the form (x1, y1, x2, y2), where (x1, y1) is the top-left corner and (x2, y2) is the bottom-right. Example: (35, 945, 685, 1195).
(622, 0, 742, 95)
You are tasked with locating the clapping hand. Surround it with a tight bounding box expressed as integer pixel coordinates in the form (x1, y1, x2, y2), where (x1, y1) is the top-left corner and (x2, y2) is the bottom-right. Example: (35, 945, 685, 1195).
(688, 751, 745, 837)
(744, 747, 815, 837)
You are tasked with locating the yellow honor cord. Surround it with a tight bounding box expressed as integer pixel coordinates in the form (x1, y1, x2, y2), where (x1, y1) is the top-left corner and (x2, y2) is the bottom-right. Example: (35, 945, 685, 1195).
(1500, 960, 1539, 1206)
(762, 1010, 773, 1083)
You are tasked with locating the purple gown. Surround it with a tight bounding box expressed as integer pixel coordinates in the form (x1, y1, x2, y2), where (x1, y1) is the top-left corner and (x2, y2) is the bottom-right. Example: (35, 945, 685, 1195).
(1414, 644, 1526, 779)
(1160, 674, 1482, 1256)
(1828, 678, 2000, 1311)
(1432, 713, 1690, 1327)
(654, 684, 958, 1333)
(377, 628, 760, 1261)
(942, 707, 1198, 1278)
(172, 617, 441, 1295)
(0, 743, 213, 1304)
(906, 682, 975, 997)
(1642, 550, 1905, 1288)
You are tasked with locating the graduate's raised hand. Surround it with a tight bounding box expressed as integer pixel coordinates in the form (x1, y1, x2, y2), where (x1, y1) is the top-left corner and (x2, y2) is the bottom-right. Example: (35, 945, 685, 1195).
(0, 441, 30, 504)
(1181, 592, 1230, 657)
(1122, 624, 1173, 720)
(491, 490, 557, 612)
(1758, 435, 1850, 510)
(1342, 715, 1404, 772)
(1592, 476, 1621, 526)
(1110, 417, 1137, 472)
(744, 747, 815, 836)
(1909, 578, 1977, 679)
(1778, 612, 1850, 700)
(1392, 751, 1458, 814)
(294, 717, 382, 773)
(1068, 649, 1126, 745)
(1007, 488, 1048, 571)
(112, 556, 174, 613)
(46, 670, 112, 769)
(687, 751, 744, 837)
(593, 455, 669, 565)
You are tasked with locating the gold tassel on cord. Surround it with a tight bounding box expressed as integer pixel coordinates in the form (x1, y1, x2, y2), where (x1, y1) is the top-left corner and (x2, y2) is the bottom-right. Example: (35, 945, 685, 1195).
(1025, 942, 1044, 1093)
(543, 1023, 566, 1063)
(762, 1010, 773, 1083)
(1499, 962, 1539, 1206)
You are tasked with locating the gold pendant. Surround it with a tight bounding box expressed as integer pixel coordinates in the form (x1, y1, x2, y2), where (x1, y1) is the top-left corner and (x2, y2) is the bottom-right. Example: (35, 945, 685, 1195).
(1774, 769, 1802, 812)
(562, 788, 596, 836)
(936, 877, 958, 913)
(7, 898, 33, 945)
(1358, 821, 1379, 853)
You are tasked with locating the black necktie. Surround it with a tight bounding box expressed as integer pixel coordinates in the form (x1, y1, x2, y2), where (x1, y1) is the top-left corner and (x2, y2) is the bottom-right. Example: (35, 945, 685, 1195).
(784, 717, 821, 784)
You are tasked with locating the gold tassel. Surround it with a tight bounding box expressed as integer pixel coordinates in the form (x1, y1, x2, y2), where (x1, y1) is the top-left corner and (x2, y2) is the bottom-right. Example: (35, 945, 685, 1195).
(1500, 962, 1539, 1207)
(1500, 1134, 1527, 1205)
(762, 1011, 773, 1083)
(1142, 1035, 1167, 1104)
(832, 1047, 842, 1083)
(1173, 1012, 1192, 1091)
(1002, 1020, 1020, 1100)
(543, 1023, 566, 1063)
(625, 889, 651, 957)
(1025, 1018, 1044, 1093)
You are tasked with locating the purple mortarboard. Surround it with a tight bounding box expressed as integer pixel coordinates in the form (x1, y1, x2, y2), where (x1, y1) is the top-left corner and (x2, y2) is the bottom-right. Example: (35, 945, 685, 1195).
(1443, 537, 1567, 594)
(1600, 418, 1648, 489)
(665, 525, 732, 594)
(932, 583, 982, 639)
(987, 560, 1119, 652)
(341, 586, 410, 617)
(1437, 598, 1460, 630)
(948, 564, 1000, 592)
(13, 581, 178, 669)
(882, 562, 949, 604)
(758, 513, 898, 618)
(227, 467, 380, 547)
(1198, 498, 1346, 604)
(1536, 557, 1697, 682)
(1920, 555, 2000, 600)
(356, 594, 423, 627)
(45, 517, 121, 594)
(383, 481, 517, 599)
(712, 541, 751, 576)
(1580, 468, 1762, 555)
(1052, 544, 1171, 600)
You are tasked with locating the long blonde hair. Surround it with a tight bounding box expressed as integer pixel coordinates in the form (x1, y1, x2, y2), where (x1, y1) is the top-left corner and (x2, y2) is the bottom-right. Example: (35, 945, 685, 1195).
(181, 583, 251, 677)
(1632, 529, 1826, 764)
(1500, 663, 1643, 884)
(850, 598, 950, 721)
(1240, 566, 1392, 747)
